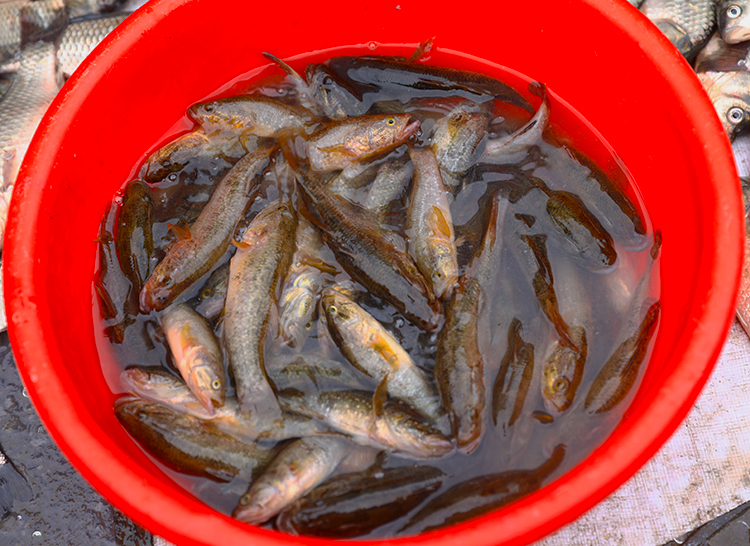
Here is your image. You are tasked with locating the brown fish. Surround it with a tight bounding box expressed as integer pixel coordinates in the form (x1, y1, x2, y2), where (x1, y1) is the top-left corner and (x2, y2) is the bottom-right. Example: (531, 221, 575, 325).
(305, 113, 420, 173)
(232, 436, 352, 525)
(115, 179, 155, 299)
(223, 200, 298, 423)
(139, 145, 274, 312)
(293, 167, 442, 332)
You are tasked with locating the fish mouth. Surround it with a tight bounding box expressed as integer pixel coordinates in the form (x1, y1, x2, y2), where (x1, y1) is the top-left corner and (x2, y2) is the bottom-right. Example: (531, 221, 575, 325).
(723, 26, 750, 45)
(399, 119, 421, 141)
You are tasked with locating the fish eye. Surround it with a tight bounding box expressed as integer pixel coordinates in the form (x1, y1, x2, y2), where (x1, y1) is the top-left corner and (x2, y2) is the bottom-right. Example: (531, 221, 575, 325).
(386, 117, 396, 126)
(305, 321, 313, 330)
(553, 378, 569, 393)
(204, 104, 215, 113)
(201, 288, 212, 298)
(168, 173, 178, 182)
(728, 106, 745, 124)
(275, 204, 286, 211)
(211, 380, 221, 390)
(239, 494, 251, 505)
(328, 305, 337, 316)
(434, 271, 444, 280)
(728, 4, 742, 17)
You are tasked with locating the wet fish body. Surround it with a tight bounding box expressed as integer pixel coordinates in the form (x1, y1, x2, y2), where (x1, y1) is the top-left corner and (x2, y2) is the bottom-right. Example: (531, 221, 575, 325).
(188, 95, 308, 136)
(115, 179, 155, 299)
(162, 303, 225, 412)
(430, 100, 491, 183)
(278, 217, 330, 348)
(279, 388, 453, 458)
(406, 146, 458, 300)
(737, 177, 750, 336)
(491, 318, 535, 429)
(363, 154, 413, 218)
(223, 200, 298, 423)
(305, 63, 369, 120)
(232, 436, 352, 525)
(305, 113, 419, 173)
(114, 397, 280, 482)
(401, 444, 565, 534)
(121, 368, 330, 442)
(641, 0, 716, 59)
(58, 12, 129, 77)
(698, 70, 750, 141)
(320, 287, 442, 421)
(294, 169, 442, 332)
(191, 261, 229, 323)
(139, 145, 274, 312)
(325, 56, 534, 114)
(276, 464, 445, 538)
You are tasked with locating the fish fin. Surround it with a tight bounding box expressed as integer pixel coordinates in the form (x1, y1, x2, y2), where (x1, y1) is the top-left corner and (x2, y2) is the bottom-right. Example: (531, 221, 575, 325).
(167, 221, 192, 241)
(231, 238, 251, 249)
(299, 256, 339, 276)
(94, 278, 118, 320)
(373, 374, 389, 418)
(409, 37, 436, 62)
(19, 2, 68, 47)
(429, 206, 453, 238)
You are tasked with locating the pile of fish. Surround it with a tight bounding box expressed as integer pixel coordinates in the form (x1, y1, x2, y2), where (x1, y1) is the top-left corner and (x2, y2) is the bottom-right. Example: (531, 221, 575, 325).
(0, 0, 142, 331)
(98, 44, 661, 537)
(635, 0, 750, 336)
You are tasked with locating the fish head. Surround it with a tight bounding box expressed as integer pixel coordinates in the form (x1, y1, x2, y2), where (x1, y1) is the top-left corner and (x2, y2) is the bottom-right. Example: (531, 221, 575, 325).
(364, 114, 421, 153)
(187, 357, 225, 413)
(719, 2, 750, 44)
(119, 367, 155, 394)
(430, 239, 459, 300)
(320, 287, 362, 331)
(541, 328, 587, 413)
(279, 288, 317, 347)
(189, 99, 254, 131)
(383, 404, 454, 458)
(140, 271, 176, 312)
(700, 71, 750, 141)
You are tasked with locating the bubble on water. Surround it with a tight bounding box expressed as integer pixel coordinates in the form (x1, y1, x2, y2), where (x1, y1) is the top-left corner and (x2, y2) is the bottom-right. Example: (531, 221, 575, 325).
(22, 388, 28, 398)
(32, 531, 41, 537)
(395, 318, 405, 328)
(368, 42, 378, 50)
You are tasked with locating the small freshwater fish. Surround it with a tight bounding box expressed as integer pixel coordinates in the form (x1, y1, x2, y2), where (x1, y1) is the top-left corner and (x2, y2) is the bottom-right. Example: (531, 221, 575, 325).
(304, 113, 420, 173)
(276, 464, 445, 538)
(223, 200, 298, 423)
(325, 55, 534, 114)
(115, 179, 155, 299)
(320, 287, 442, 421)
(278, 217, 333, 348)
(717, 0, 750, 43)
(114, 397, 281, 482)
(400, 444, 565, 534)
(232, 436, 352, 525)
(190, 261, 229, 323)
(293, 167, 443, 332)
(279, 388, 453, 458)
(161, 303, 225, 413)
(120, 367, 329, 442)
(491, 318, 535, 429)
(406, 145, 458, 300)
(139, 145, 274, 312)
(188, 95, 309, 136)
(585, 233, 662, 414)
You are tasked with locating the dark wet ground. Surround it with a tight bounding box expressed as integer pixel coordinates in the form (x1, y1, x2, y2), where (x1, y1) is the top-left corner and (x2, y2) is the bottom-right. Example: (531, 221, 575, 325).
(0, 326, 748, 546)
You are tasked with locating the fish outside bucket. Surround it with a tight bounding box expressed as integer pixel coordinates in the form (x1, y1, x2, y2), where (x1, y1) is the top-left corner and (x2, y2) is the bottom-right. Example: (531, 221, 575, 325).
(3, 0, 742, 545)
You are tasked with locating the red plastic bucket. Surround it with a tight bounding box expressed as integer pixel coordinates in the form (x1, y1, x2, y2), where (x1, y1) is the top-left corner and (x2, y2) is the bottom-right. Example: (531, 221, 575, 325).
(4, 0, 742, 544)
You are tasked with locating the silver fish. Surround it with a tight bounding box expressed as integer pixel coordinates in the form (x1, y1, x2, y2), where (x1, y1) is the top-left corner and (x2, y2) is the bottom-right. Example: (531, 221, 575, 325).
(717, 0, 750, 43)
(641, 0, 716, 59)
(65, 0, 130, 19)
(0, 0, 65, 66)
(0, 40, 61, 253)
(58, 13, 130, 78)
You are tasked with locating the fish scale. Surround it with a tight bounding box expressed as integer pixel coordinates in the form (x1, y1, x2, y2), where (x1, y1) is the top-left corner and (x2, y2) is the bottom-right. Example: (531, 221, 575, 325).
(58, 13, 129, 77)
(641, 0, 716, 57)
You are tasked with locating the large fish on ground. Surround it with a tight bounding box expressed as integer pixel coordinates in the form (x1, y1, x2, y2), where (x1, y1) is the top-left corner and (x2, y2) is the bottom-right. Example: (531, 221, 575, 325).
(716, 0, 750, 43)
(640, 0, 716, 59)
